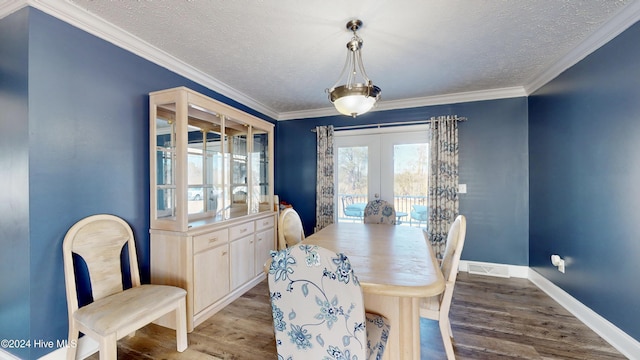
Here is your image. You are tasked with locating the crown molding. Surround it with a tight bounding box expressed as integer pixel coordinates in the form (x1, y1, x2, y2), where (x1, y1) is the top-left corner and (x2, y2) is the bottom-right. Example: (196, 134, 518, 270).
(0, 0, 526, 121)
(377, 87, 528, 111)
(4, 0, 639, 120)
(4, 0, 279, 120)
(0, 0, 26, 18)
(524, 0, 640, 95)
(277, 86, 527, 121)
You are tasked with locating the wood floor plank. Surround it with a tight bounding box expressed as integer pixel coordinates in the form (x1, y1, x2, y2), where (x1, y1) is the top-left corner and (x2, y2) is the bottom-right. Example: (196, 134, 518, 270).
(450, 330, 542, 359)
(85, 272, 626, 359)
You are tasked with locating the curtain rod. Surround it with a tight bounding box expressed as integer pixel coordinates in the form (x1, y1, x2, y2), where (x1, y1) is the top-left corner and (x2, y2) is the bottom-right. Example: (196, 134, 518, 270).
(310, 116, 467, 132)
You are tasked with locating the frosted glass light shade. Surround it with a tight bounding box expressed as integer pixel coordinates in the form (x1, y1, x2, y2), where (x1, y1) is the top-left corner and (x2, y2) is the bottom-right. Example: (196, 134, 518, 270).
(334, 95, 377, 117)
(329, 83, 381, 117)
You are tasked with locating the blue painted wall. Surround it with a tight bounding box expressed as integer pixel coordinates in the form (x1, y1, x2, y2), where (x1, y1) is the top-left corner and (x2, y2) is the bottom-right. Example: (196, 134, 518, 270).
(275, 97, 530, 266)
(0, 8, 274, 359)
(529, 20, 640, 340)
(7, 3, 638, 358)
(0, 8, 31, 360)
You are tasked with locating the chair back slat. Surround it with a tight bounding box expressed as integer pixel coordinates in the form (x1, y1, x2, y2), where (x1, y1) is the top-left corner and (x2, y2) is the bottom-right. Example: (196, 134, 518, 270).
(64, 215, 139, 301)
(440, 215, 467, 283)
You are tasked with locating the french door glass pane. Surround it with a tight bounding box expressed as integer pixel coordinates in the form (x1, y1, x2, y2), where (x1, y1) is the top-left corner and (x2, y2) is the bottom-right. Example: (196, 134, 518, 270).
(393, 143, 429, 225)
(335, 126, 429, 226)
(337, 146, 368, 222)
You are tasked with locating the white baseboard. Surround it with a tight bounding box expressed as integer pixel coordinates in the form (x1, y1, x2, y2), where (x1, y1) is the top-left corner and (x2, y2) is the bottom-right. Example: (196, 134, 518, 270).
(528, 269, 640, 360)
(36, 337, 98, 360)
(0, 349, 22, 360)
(0, 336, 97, 360)
(458, 260, 639, 359)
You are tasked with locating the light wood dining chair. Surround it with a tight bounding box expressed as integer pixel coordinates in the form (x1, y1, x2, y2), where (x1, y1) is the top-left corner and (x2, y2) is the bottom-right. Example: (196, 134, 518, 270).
(419, 214, 467, 360)
(363, 199, 396, 225)
(63, 214, 188, 360)
(277, 207, 305, 249)
(267, 245, 390, 359)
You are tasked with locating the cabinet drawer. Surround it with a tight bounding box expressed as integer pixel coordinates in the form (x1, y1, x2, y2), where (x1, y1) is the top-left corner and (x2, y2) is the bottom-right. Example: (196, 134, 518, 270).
(255, 216, 275, 231)
(229, 221, 255, 240)
(193, 229, 228, 253)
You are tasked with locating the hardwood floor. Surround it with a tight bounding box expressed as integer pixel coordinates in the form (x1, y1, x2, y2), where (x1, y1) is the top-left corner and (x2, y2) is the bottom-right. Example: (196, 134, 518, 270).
(88, 272, 627, 359)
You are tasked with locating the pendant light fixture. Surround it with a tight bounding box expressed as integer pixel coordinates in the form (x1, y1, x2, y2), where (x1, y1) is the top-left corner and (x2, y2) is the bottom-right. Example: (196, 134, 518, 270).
(327, 19, 381, 118)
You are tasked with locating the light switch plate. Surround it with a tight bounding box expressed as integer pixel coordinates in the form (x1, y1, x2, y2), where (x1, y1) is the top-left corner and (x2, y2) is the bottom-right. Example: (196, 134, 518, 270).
(458, 184, 467, 194)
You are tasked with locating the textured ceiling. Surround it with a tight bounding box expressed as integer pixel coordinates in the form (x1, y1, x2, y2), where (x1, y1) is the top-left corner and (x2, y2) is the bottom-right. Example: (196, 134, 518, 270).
(13, 0, 640, 119)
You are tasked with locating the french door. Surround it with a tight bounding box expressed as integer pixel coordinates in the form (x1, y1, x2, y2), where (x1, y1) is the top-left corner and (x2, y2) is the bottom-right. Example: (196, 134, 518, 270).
(334, 125, 429, 224)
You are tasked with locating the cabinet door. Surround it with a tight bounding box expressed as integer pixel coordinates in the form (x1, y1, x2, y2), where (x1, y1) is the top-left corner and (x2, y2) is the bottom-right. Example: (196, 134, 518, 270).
(230, 235, 255, 289)
(151, 102, 178, 226)
(255, 228, 274, 276)
(193, 244, 229, 314)
(251, 127, 272, 213)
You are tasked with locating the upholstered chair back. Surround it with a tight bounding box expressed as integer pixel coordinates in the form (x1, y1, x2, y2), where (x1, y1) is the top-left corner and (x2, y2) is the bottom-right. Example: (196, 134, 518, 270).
(267, 245, 390, 359)
(278, 208, 305, 250)
(363, 199, 396, 225)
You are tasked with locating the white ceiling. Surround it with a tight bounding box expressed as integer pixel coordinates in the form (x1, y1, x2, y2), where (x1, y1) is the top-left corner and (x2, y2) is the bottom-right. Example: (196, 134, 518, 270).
(4, 0, 640, 120)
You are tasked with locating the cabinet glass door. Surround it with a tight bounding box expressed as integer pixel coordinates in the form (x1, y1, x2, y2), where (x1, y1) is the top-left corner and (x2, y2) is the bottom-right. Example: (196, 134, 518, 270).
(225, 116, 249, 218)
(155, 103, 177, 220)
(186, 103, 224, 220)
(150, 87, 275, 230)
(251, 127, 270, 213)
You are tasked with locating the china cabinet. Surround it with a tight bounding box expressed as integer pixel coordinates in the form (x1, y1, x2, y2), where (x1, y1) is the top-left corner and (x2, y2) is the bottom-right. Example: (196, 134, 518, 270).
(148, 87, 276, 331)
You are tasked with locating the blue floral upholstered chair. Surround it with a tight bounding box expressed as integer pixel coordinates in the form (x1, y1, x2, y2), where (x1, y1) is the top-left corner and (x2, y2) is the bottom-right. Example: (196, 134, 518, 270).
(267, 245, 390, 360)
(363, 199, 396, 225)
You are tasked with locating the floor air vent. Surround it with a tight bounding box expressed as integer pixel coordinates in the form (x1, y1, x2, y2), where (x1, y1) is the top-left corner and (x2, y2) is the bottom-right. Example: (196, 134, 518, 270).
(466, 262, 510, 278)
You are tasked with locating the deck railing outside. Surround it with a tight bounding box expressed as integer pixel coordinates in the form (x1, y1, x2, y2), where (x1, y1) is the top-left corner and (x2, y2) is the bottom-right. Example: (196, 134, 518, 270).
(337, 193, 428, 226)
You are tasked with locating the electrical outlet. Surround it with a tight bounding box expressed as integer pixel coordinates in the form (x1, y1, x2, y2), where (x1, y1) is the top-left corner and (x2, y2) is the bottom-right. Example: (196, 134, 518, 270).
(551, 254, 565, 273)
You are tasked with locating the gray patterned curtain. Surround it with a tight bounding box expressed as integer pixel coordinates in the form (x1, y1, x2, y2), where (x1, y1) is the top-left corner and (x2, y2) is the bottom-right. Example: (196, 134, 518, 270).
(427, 116, 461, 259)
(315, 125, 334, 232)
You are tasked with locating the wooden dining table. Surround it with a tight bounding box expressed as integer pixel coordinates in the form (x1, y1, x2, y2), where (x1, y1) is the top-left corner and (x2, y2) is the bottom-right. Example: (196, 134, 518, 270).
(302, 222, 445, 360)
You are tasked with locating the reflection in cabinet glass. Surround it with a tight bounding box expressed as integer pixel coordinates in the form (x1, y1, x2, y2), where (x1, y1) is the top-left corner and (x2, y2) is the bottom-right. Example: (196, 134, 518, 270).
(155, 104, 177, 220)
(149, 87, 275, 232)
(252, 129, 270, 212)
(186, 111, 224, 219)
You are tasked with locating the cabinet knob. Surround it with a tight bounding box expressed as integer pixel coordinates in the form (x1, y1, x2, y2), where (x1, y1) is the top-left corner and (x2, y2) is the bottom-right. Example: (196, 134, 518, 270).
(208, 237, 218, 243)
